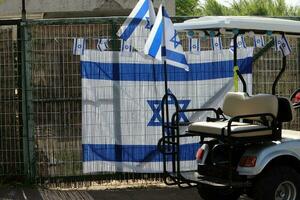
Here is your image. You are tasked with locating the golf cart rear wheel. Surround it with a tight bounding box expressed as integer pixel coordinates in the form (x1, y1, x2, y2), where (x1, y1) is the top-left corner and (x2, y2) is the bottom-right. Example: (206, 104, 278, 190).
(197, 184, 240, 200)
(253, 166, 300, 200)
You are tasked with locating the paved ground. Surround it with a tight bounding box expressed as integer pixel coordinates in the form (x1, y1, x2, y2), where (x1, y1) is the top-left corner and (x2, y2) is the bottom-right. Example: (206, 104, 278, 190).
(0, 187, 252, 200)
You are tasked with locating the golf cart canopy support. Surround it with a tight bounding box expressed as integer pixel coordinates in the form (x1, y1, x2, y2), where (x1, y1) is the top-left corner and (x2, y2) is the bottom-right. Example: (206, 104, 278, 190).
(174, 16, 300, 36)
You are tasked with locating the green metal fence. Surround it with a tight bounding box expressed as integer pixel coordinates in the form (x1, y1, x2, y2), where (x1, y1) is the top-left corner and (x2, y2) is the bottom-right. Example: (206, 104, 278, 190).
(0, 17, 300, 186)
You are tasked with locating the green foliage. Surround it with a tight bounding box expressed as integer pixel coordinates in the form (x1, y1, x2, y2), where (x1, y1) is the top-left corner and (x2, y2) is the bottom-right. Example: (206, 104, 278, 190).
(175, 0, 201, 16)
(176, 0, 300, 16)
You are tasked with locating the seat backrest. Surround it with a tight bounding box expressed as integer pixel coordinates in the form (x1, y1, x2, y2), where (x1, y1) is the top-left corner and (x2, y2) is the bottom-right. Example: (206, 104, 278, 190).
(222, 92, 278, 119)
(277, 97, 293, 122)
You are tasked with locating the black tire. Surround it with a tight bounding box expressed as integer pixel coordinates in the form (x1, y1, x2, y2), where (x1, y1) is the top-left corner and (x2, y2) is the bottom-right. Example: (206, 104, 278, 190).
(253, 166, 300, 200)
(197, 184, 241, 200)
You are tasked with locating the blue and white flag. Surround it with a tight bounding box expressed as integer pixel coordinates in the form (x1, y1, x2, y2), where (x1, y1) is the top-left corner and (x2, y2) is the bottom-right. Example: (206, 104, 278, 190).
(211, 37, 223, 51)
(97, 39, 109, 51)
(73, 38, 86, 55)
(144, 5, 189, 71)
(189, 38, 201, 53)
(275, 36, 282, 51)
(121, 39, 133, 52)
(117, 0, 156, 52)
(230, 35, 246, 52)
(81, 48, 254, 173)
(279, 35, 292, 56)
(254, 35, 265, 48)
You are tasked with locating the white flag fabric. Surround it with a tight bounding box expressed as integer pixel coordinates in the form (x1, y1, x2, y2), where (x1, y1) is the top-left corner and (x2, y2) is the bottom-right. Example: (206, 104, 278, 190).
(144, 5, 189, 71)
(97, 39, 109, 51)
(211, 37, 223, 51)
(275, 36, 282, 51)
(121, 39, 133, 52)
(117, 0, 156, 52)
(189, 38, 201, 53)
(73, 38, 86, 55)
(230, 35, 246, 52)
(254, 35, 265, 48)
(81, 48, 254, 173)
(279, 35, 292, 56)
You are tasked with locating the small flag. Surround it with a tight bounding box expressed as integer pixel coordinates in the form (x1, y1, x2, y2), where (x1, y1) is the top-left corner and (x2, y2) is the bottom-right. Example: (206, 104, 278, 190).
(275, 36, 282, 51)
(117, 0, 156, 52)
(144, 4, 189, 71)
(230, 35, 246, 52)
(96, 39, 109, 51)
(189, 38, 200, 53)
(121, 39, 133, 52)
(280, 35, 292, 56)
(254, 35, 265, 48)
(211, 37, 223, 51)
(73, 38, 86, 55)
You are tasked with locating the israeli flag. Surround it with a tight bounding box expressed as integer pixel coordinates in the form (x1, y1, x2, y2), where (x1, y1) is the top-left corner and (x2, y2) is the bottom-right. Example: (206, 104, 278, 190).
(275, 36, 282, 51)
(73, 38, 86, 55)
(211, 37, 223, 51)
(279, 35, 292, 56)
(189, 38, 201, 53)
(96, 39, 109, 51)
(121, 39, 133, 52)
(81, 48, 254, 173)
(144, 5, 189, 71)
(254, 35, 265, 48)
(117, 0, 156, 52)
(230, 35, 246, 52)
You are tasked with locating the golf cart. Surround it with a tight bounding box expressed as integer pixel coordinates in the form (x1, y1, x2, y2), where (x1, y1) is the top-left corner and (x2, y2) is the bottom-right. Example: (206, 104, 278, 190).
(157, 16, 300, 200)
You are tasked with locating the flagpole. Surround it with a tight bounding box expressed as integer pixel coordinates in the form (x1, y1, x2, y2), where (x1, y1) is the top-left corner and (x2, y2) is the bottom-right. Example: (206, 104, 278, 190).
(161, 2, 169, 126)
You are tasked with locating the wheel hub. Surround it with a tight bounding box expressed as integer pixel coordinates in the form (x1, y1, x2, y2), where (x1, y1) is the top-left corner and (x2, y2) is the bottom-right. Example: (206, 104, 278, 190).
(275, 181, 297, 200)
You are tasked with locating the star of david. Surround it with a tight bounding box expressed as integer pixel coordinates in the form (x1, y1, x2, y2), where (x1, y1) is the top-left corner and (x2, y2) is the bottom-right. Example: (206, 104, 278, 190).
(257, 39, 261, 43)
(238, 41, 242, 47)
(145, 17, 153, 30)
(170, 30, 182, 49)
(147, 96, 190, 127)
(77, 44, 82, 48)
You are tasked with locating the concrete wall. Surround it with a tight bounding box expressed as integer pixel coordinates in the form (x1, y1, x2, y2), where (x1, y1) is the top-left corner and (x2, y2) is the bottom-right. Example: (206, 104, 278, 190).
(0, 0, 175, 19)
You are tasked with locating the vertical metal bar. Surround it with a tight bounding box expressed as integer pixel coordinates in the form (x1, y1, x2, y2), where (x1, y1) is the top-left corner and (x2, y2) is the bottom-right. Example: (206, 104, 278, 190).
(17, 23, 24, 177)
(272, 56, 287, 95)
(233, 34, 239, 92)
(111, 20, 122, 172)
(21, 21, 35, 182)
(22, 0, 26, 21)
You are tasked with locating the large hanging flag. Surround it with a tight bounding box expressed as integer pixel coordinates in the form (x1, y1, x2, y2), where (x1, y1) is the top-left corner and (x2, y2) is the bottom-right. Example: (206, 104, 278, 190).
(117, 0, 156, 52)
(144, 5, 189, 71)
(81, 48, 254, 173)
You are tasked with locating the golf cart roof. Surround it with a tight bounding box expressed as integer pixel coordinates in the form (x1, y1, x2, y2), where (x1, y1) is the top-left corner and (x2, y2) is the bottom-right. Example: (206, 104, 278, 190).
(175, 16, 300, 36)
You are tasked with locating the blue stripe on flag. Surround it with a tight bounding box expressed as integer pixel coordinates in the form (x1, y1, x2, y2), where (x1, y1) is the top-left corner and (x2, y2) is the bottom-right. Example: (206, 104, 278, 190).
(81, 57, 253, 81)
(119, 0, 149, 41)
(162, 6, 170, 19)
(83, 143, 200, 162)
(166, 49, 188, 65)
(148, 22, 163, 58)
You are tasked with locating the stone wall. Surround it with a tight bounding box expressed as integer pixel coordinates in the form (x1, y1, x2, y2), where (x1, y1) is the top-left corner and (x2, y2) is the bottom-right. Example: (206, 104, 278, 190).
(0, 0, 175, 19)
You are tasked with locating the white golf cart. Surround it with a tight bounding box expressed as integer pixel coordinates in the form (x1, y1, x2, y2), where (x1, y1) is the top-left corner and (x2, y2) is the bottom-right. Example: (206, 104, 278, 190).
(157, 16, 300, 200)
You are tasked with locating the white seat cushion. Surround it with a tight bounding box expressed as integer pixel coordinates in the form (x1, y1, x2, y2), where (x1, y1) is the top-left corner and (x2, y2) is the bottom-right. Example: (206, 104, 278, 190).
(188, 121, 272, 138)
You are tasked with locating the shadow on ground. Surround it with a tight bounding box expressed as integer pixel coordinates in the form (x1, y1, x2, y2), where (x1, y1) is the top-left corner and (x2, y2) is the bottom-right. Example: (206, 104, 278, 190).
(0, 187, 252, 200)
